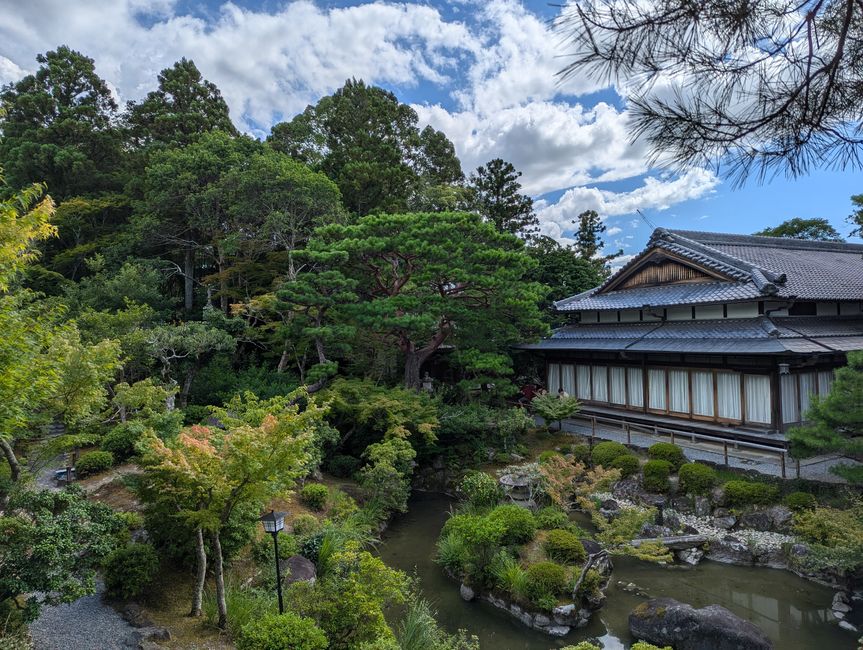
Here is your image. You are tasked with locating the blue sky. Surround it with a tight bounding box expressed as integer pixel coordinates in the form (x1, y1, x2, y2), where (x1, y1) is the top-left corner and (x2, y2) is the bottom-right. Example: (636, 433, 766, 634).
(1, 0, 860, 260)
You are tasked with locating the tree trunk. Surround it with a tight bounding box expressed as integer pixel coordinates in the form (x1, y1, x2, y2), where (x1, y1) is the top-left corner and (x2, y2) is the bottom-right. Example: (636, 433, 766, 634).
(277, 339, 291, 374)
(179, 362, 199, 409)
(212, 531, 227, 630)
(404, 350, 423, 390)
(190, 526, 207, 617)
(218, 249, 228, 314)
(0, 438, 20, 482)
(184, 247, 195, 314)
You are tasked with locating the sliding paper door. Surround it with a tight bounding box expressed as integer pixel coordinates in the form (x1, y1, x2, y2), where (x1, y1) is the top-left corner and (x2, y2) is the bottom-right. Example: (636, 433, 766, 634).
(668, 370, 689, 414)
(547, 363, 560, 393)
(744, 374, 771, 424)
(648, 369, 666, 411)
(691, 371, 714, 417)
(609, 367, 626, 405)
(627, 368, 644, 407)
(576, 365, 591, 400)
(592, 366, 609, 402)
(716, 372, 742, 420)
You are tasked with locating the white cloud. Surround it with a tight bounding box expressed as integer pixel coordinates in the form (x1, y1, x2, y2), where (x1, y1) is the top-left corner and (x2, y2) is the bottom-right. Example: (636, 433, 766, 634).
(606, 226, 622, 236)
(536, 168, 720, 244)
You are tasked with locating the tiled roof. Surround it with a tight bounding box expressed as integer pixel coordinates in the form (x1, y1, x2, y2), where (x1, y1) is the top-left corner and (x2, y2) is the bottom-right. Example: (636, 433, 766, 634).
(556, 228, 863, 311)
(517, 317, 863, 355)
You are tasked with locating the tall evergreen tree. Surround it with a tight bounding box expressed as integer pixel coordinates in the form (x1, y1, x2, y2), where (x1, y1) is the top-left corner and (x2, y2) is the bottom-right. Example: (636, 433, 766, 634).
(572, 209, 621, 275)
(268, 79, 462, 216)
(467, 158, 538, 240)
(0, 46, 125, 200)
(125, 58, 237, 150)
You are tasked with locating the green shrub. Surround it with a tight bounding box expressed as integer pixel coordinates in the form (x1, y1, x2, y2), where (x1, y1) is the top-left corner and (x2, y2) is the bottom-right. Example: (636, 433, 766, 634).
(435, 533, 470, 575)
(561, 644, 601, 650)
(610, 454, 640, 477)
(523, 561, 567, 609)
(487, 505, 536, 545)
(458, 471, 502, 508)
(570, 443, 591, 464)
(237, 612, 328, 650)
(792, 505, 863, 548)
(538, 450, 562, 464)
(647, 442, 686, 470)
(631, 644, 673, 650)
(75, 450, 114, 478)
(642, 460, 672, 493)
(543, 529, 587, 564)
(327, 490, 358, 520)
(535, 507, 569, 530)
(291, 513, 320, 537)
(103, 542, 159, 599)
(490, 551, 528, 599)
(100, 421, 147, 461)
(723, 480, 779, 507)
(784, 491, 817, 511)
(678, 462, 717, 495)
(325, 454, 361, 478)
(300, 484, 328, 511)
(590, 441, 630, 467)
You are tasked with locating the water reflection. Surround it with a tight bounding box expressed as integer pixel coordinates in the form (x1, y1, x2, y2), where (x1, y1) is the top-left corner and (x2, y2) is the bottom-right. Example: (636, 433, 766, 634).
(379, 492, 852, 650)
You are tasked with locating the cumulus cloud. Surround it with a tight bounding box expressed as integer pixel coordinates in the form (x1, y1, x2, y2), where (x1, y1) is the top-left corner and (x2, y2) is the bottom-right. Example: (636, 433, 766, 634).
(536, 168, 720, 244)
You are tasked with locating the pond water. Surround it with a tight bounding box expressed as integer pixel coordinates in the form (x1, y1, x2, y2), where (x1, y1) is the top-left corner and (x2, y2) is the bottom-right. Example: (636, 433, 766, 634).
(378, 492, 857, 650)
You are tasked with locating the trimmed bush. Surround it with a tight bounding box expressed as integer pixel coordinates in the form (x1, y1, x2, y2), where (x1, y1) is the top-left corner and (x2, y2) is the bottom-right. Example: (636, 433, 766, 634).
(570, 443, 591, 464)
(590, 441, 630, 467)
(100, 421, 147, 461)
(723, 480, 780, 507)
(103, 542, 159, 599)
(300, 483, 328, 511)
(784, 491, 818, 511)
(543, 529, 587, 564)
(291, 513, 320, 537)
(610, 454, 640, 477)
(535, 506, 569, 530)
(647, 442, 686, 470)
(678, 462, 717, 495)
(642, 459, 672, 493)
(75, 450, 114, 478)
(524, 561, 567, 608)
(237, 612, 328, 650)
(487, 505, 536, 545)
(458, 471, 502, 508)
(325, 454, 361, 478)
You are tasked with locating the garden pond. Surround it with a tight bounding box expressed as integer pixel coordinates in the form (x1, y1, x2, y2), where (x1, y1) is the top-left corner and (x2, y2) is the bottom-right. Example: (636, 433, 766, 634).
(378, 492, 858, 649)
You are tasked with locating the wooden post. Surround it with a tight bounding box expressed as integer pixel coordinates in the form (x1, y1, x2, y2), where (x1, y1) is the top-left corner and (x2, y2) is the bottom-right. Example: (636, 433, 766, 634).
(670, 430, 675, 445)
(780, 453, 786, 479)
(796, 459, 801, 479)
(626, 423, 631, 445)
(591, 416, 596, 443)
(723, 441, 729, 466)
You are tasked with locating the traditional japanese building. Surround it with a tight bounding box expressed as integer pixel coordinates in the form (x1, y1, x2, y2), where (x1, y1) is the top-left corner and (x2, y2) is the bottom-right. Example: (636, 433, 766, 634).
(521, 228, 863, 440)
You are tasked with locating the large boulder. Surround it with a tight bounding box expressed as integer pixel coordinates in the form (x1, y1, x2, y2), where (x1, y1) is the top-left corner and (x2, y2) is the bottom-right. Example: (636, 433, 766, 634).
(705, 535, 755, 565)
(738, 510, 773, 531)
(281, 555, 317, 586)
(629, 597, 773, 650)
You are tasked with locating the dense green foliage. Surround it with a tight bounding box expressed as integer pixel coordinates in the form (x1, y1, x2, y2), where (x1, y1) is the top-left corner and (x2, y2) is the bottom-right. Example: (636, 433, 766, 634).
(486, 505, 536, 545)
(723, 480, 780, 507)
(74, 450, 114, 477)
(458, 471, 503, 509)
(642, 460, 672, 493)
(523, 561, 567, 610)
(102, 542, 160, 599)
(647, 443, 686, 470)
(542, 529, 587, 564)
(590, 441, 630, 468)
(784, 491, 818, 511)
(754, 218, 843, 241)
(300, 484, 329, 511)
(236, 612, 328, 650)
(532, 394, 580, 430)
(677, 462, 717, 495)
(610, 453, 640, 477)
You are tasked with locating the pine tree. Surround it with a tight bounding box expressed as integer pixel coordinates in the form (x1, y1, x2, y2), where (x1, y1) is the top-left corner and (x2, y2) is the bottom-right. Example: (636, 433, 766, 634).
(467, 158, 538, 240)
(789, 351, 863, 484)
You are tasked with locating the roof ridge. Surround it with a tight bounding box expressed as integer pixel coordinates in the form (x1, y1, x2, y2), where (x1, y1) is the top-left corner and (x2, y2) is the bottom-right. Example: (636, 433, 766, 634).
(666, 229, 863, 252)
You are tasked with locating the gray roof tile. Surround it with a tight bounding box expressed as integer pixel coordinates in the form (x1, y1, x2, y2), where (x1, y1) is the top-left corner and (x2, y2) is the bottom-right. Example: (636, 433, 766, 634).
(556, 228, 863, 311)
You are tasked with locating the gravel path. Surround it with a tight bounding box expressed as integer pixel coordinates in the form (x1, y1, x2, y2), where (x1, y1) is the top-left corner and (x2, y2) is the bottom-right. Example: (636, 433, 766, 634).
(30, 582, 139, 650)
